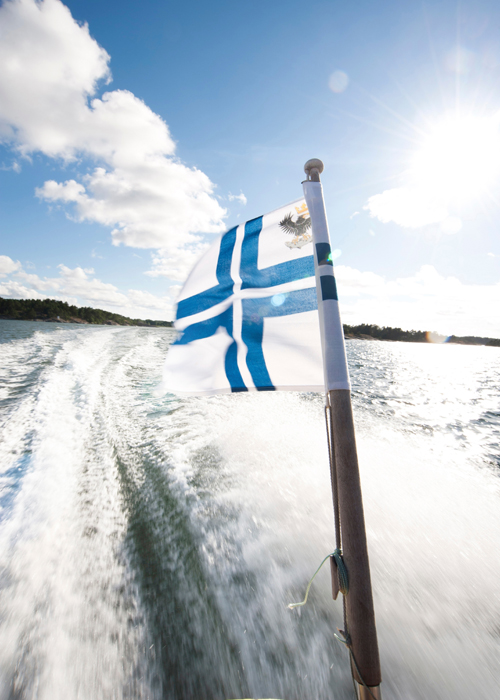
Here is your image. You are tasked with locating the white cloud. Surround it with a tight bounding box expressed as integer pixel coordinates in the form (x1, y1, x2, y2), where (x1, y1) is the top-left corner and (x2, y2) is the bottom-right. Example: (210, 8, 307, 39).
(336, 264, 500, 337)
(55, 264, 129, 305)
(16, 268, 56, 291)
(0, 255, 21, 276)
(228, 192, 247, 205)
(127, 289, 171, 311)
(0, 279, 48, 300)
(0, 0, 226, 257)
(0, 0, 110, 154)
(365, 187, 449, 228)
(167, 285, 182, 302)
(336, 266, 385, 291)
(37, 156, 225, 250)
(440, 216, 462, 234)
(0, 259, 174, 320)
(0, 160, 21, 172)
(146, 243, 210, 281)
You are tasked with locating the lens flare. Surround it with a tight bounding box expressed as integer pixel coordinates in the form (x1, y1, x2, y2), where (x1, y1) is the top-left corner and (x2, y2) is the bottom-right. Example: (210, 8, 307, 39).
(329, 70, 349, 93)
(271, 293, 286, 307)
(425, 331, 449, 344)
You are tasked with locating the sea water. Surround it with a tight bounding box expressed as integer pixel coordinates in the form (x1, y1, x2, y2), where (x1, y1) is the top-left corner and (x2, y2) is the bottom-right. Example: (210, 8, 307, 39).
(0, 319, 499, 700)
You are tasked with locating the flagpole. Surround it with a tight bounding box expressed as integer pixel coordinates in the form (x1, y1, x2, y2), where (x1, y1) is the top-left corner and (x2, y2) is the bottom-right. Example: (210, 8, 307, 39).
(302, 159, 382, 699)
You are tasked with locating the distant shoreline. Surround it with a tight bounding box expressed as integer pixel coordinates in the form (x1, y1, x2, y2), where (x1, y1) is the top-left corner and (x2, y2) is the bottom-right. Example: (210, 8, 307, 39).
(0, 316, 173, 327)
(0, 297, 172, 328)
(343, 324, 500, 347)
(1, 298, 499, 346)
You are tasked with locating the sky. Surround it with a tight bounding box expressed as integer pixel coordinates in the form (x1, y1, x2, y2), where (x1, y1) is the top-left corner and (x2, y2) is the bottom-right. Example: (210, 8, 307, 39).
(1, 0, 500, 336)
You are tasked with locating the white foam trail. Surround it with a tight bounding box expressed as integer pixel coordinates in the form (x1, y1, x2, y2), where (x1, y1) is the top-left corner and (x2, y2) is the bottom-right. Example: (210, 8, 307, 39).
(0, 325, 499, 699)
(0, 326, 153, 700)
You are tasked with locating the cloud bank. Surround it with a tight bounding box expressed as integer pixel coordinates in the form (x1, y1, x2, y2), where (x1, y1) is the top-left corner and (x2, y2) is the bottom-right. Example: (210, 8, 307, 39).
(335, 264, 500, 338)
(0, 0, 226, 265)
(365, 187, 449, 229)
(364, 187, 463, 233)
(0, 256, 175, 320)
(2, 255, 500, 335)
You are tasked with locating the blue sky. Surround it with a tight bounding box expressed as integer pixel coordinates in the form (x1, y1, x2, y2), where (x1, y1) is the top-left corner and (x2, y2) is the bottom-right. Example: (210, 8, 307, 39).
(1, 0, 500, 335)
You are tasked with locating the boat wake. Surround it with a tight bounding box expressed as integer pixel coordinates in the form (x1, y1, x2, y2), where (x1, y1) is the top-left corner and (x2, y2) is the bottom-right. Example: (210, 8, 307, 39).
(0, 322, 499, 699)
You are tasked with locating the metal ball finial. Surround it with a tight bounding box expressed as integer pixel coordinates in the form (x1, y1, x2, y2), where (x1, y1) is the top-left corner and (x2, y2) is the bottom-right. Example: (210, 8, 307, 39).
(304, 158, 324, 181)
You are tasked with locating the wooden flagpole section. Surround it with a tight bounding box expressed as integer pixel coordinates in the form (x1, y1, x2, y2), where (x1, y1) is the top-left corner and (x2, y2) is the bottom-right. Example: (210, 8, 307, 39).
(328, 389, 382, 697)
(303, 160, 382, 699)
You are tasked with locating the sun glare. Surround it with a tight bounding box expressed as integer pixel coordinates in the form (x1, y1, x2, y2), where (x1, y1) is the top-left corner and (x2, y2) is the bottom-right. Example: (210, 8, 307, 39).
(412, 114, 500, 201)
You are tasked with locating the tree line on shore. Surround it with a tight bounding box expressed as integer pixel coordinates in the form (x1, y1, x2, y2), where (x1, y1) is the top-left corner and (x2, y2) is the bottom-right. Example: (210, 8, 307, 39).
(343, 323, 500, 347)
(0, 297, 172, 327)
(1, 298, 499, 346)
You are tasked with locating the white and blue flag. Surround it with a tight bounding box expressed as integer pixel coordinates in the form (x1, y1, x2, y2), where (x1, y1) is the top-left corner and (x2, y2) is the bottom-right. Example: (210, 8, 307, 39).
(163, 199, 328, 395)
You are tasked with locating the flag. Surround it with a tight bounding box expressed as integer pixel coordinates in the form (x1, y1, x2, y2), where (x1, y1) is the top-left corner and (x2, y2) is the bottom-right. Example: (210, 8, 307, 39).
(162, 199, 325, 395)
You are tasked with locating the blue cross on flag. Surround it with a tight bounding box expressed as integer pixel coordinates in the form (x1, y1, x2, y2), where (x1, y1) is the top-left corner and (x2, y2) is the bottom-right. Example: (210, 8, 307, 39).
(162, 199, 325, 395)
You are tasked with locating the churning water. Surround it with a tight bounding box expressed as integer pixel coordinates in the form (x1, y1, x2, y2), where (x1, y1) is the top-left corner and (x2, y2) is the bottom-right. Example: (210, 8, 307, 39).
(0, 319, 499, 700)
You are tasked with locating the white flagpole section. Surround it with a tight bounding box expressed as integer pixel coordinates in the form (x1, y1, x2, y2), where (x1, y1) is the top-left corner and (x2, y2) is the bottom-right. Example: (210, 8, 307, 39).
(302, 166, 350, 393)
(303, 159, 382, 699)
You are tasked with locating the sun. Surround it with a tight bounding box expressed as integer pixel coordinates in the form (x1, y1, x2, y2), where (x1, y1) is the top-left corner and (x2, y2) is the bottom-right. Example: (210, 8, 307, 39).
(411, 113, 500, 202)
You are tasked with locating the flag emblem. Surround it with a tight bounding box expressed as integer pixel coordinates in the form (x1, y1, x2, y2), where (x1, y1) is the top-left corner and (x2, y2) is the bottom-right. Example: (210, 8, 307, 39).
(162, 199, 324, 395)
(280, 202, 312, 249)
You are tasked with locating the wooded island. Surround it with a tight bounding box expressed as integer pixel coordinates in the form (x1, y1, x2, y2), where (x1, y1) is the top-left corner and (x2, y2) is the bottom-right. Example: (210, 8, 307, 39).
(343, 323, 500, 346)
(0, 297, 172, 327)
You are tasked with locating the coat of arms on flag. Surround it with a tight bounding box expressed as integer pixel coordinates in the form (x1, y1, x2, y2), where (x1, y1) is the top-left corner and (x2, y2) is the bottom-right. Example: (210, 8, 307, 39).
(280, 202, 313, 249)
(162, 199, 325, 395)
